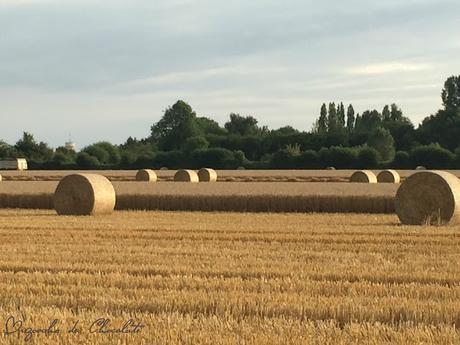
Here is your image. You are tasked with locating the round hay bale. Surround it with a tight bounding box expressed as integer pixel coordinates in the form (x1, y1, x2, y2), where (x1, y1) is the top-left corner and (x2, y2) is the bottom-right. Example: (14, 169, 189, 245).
(395, 171, 460, 225)
(174, 169, 199, 183)
(377, 169, 401, 184)
(135, 169, 157, 182)
(160, 167, 168, 170)
(54, 174, 116, 216)
(350, 170, 377, 183)
(416, 166, 427, 170)
(326, 167, 336, 170)
(237, 166, 246, 170)
(198, 168, 217, 182)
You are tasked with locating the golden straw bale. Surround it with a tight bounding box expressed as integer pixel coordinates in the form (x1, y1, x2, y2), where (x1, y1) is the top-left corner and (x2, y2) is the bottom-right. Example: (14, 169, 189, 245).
(174, 169, 199, 183)
(136, 169, 157, 182)
(377, 170, 401, 184)
(198, 168, 217, 182)
(54, 174, 116, 215)
(350, 170, 377, 183)
(395, 170, 460, 225)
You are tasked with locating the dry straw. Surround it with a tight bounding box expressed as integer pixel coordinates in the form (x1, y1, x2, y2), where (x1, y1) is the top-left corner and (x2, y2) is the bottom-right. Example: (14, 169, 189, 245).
(174, 169, 199, 183)
(377, 170, 401, 184)
(350, 170, 377, 183)
(54, 174, 116, 216)
(0, 174, 2, 182)
(136, 169, 157, 182)
(198, 168, 217, 182)
(395, 170, 460, 225)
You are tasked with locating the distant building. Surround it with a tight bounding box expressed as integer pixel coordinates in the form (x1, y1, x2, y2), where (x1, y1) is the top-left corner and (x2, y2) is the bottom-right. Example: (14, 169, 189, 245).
(0, 158, 28, 171)
(65, 141, 76, 151)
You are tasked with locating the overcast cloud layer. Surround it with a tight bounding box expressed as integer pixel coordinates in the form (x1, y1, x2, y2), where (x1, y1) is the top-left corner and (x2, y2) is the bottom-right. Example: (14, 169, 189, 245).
(1, 0, 459, 148)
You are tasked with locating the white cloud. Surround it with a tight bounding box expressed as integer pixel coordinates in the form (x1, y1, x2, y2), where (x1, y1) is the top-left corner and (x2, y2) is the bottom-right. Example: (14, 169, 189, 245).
(345, 62, 432, 75)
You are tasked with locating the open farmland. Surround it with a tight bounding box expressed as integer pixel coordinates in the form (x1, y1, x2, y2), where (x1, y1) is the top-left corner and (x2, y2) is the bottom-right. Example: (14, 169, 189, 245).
(0, 181, 397, 213)
(0, 210, 459, 344)
(2, 169, 460, 182)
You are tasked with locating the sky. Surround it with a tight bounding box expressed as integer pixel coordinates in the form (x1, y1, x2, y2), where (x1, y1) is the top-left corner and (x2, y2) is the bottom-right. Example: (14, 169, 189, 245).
(1, 0, 459, 149)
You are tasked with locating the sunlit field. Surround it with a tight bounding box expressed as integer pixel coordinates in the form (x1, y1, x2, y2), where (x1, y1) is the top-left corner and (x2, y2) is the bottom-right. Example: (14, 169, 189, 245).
(0, 209, 459, 344)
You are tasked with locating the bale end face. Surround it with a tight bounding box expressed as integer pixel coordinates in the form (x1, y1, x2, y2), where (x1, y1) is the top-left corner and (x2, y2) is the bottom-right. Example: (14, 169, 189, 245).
(395, 170, 460, 226)
(174, 169, 199, 183)
(198, 168, 217, 182)
(54, 174, 116, 216)
(350, 170, 377, 183)
(377, 170, 401, 184)
(136, 169, 157, 182)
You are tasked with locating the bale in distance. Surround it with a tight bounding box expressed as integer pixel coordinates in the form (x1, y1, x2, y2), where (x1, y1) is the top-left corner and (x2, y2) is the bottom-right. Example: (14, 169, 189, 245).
(174, 169, 199, 183)
(395, 171, 460, 225)
(350, 170, 377, 183)
(160, 167, 168, 170)
(377, 170, 401, 184)
(136, 169, 157, 182)
(326, 167, 336, 170)
(416, 166, 427, 170)
(198, 168, 217, 182)
(54, 174, 116, 216)
(237, 166, 246, 170)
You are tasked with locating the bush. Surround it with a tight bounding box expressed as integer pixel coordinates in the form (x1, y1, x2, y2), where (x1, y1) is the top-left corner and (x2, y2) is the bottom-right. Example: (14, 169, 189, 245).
(191, 148, 236, 169)
(76, 152, 101, 168)
(152, 151, 186, 169)
(233, 150, 247, 167)
(357, 146, 379, 169)
(270, 149, 298, 169)
(318, 146, 357, 169)
(409, 144, 455, 169)
(297, 150, 320, 169)
(392, 151, 411, 169)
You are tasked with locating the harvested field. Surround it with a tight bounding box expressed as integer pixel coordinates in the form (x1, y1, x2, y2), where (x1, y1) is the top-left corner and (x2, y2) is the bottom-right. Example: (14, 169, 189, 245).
(0, 209, 460, 344)
(0, 182, 397, 213)
(2, 170, 459, 183)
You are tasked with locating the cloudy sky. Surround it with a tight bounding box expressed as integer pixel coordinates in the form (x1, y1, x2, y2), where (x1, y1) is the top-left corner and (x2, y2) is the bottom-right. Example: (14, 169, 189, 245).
(1, 0, 459, 148)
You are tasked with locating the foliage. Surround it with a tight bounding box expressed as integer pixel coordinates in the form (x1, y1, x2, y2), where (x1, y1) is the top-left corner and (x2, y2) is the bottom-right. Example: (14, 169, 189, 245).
(367, 127, 395, 163)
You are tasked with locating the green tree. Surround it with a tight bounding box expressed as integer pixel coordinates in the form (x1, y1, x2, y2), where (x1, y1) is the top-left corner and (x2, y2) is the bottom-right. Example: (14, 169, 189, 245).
(317, 103, 328, 134)
(15, 132, 53, 164)
(151, 100, 202, 150)
(183, 136, 209, 154)
(81, 142, 120, 166)
(327, 103, 337, 133)
(196, 117, 227, 135)
(0, 140, 16, 159)
(355, 110, 381, 134)
(442, 75, 460, 111)
(382, 105, 391, 122)
(367, 127, 395, 163)
(337, 102, 346, 128)
(224, 113, 260, 136)
(346, 105, 355, 133)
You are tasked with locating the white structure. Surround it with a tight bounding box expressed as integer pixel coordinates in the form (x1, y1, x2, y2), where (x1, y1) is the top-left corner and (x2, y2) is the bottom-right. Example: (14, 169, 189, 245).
(0, 158, 28, 170)
(65, 141, 76, 151)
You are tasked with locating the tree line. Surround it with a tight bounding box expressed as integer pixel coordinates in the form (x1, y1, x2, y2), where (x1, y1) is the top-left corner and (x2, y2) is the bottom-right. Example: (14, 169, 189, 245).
(1, 75, 460, 170)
